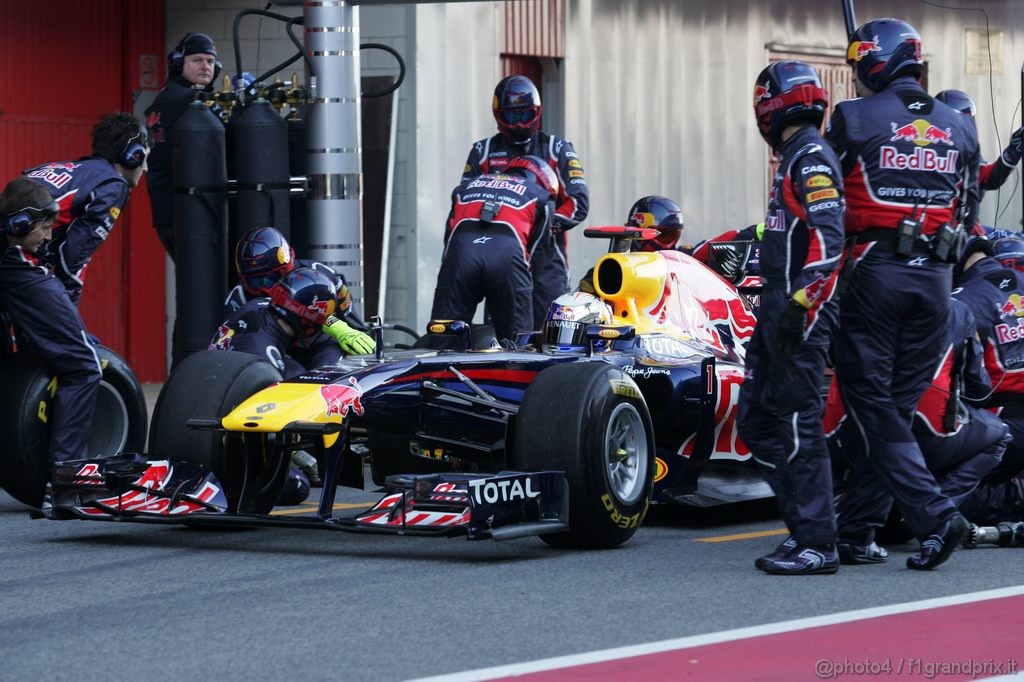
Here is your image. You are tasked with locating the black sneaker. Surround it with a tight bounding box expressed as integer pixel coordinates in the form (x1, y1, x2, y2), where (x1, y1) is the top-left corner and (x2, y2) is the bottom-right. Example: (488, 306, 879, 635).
(755, 535, 797, 570)
(906, 514, 969, 571)
(837, 541, 889, 565)
(760, 544, 839, 575)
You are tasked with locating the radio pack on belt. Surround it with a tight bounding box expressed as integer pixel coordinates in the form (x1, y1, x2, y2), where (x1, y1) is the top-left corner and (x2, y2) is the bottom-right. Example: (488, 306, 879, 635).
(897, 214, 924, 257)
(479, 200, 499, 223)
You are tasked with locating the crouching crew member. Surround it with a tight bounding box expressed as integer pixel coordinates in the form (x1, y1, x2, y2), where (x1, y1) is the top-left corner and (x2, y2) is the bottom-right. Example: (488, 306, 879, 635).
(0, 177, 102, 464)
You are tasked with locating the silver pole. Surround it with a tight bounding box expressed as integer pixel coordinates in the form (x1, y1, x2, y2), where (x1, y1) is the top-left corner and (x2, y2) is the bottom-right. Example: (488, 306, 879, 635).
(304, 0, 364, 306)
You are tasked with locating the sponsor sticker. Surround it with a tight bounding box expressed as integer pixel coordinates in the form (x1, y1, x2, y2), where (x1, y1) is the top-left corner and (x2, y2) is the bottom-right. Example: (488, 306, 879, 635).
(568, 170, 585, 178)
(807, 189, 840, 202)
(805, 174, 833, 188)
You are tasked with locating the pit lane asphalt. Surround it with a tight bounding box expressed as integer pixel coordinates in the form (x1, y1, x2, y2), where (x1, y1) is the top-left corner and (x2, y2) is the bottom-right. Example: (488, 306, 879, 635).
(1, 488, 1021, 682)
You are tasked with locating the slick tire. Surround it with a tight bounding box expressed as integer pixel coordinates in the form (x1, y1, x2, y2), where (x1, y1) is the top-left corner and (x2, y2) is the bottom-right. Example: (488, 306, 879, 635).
(512, 362, 654, 549)
(149, 350, 283, 513)
(0, 346, 148, 508)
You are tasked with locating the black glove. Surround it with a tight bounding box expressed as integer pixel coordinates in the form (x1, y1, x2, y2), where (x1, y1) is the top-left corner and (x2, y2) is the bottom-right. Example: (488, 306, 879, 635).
(776, 299, 808, 354)
(1003, 126, 1023, 166)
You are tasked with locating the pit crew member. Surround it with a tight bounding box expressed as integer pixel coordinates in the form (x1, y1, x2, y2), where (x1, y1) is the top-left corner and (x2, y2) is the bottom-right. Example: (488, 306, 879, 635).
(578, 195, 684, 295)
(737, 60, 845, 575)
(432, 155, 560, 343)
(953, 237, 1024, 526)
(145, 32, 220, 260)
(23, 112, 148, 306)
(462, 75, 589, 327)
(825, 18, 979, 570)
(0, 177, 102, 465)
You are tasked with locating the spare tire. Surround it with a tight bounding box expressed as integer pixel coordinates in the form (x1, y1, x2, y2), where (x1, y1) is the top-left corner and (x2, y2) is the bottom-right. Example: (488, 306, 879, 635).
(0, 345, 148, 508)
(148, 350, 283, 512)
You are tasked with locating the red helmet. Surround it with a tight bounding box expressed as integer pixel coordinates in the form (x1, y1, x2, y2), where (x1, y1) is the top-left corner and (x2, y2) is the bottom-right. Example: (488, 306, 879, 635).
(269, 267, 338, 339)
(493, 75, 542, 143)
(506, 155, 559, 200)
(625, 196, 684, 252)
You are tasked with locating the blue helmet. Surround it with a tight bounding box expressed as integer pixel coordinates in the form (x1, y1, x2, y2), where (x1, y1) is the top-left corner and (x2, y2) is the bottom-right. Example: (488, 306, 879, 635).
(752, 60, 829, 148)
(846, 18, 923, 93)
(625, 195, 684, 252)
(493, 75, 542, 143)
(936, 90, 976, 117)
(235, 227, 295, 298)
(993, 236, 1024, 272)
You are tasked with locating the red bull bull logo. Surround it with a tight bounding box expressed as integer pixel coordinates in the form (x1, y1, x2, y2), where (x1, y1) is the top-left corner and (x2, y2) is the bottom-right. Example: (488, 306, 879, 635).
(212, 325, 234, 351)
(999, 294, 1024, 319)
(753, 83, 771, 103)
(847, 36, 881, 62)
(307, 296, 333, 320)
(320, 377, 365, 418)
(889, 119, 955, 147)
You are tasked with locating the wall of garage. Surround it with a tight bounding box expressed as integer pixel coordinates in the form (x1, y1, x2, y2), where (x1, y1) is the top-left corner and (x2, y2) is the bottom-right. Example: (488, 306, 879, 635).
(0, 1, 167, 381)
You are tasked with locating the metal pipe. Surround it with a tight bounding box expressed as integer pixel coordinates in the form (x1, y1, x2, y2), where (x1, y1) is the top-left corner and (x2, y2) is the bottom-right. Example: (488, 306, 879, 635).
(841, 0, 857, 39)
(303, 0, 364, 307)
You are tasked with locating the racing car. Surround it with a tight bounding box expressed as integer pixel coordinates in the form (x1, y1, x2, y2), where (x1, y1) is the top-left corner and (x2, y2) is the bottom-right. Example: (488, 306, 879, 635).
(43, 226, 764, 549)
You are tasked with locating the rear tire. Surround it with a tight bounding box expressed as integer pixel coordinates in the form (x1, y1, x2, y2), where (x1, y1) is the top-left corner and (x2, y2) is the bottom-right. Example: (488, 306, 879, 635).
(512, 362, 654, 549)
(0, 346, 147, 508)
(149, 350, 283, 512)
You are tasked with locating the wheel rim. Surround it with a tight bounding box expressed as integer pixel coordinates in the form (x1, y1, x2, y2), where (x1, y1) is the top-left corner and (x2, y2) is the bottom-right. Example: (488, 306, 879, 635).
(604, 402, 648, 505)
(88, 379, 129, 456)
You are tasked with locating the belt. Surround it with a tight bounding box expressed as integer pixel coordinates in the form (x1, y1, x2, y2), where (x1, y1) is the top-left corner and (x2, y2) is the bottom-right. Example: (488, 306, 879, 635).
(854, 227, 934, 256)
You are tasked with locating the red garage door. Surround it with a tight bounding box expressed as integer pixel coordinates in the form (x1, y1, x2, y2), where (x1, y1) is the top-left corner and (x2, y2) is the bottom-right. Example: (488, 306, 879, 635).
(0, 1, 167, 381)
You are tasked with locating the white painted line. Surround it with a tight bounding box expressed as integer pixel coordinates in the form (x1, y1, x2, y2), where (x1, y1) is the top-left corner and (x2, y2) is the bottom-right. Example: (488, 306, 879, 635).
(409, 585, 1024, 682)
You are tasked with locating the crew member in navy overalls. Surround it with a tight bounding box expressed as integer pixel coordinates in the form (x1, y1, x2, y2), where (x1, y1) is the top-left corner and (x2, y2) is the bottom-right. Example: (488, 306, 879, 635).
(24, 112, 149, 305)
(0, 177, 102, 465)
(825, 18, 980, 570)
(953, 237, 1024, 525)
(462, 76, 589, 327)
(935, 89, 1024, 233)
(737, 61, 845, 575)
(433, 155, 559, 343)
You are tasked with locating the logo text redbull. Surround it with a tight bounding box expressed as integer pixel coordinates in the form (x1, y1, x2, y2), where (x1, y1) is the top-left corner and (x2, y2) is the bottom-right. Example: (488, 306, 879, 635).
(879, 146, 959, 174)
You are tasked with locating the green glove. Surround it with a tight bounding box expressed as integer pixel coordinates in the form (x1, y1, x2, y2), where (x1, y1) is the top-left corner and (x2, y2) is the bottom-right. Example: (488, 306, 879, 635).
(322, 315, 376, 355)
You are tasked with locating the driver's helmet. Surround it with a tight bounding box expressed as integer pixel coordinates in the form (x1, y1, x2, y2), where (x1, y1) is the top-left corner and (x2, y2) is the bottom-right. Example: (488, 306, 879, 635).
(993, 236, 1024, 273)
(492, 75, 542, 143)
(269, 266, 338, 341)
(542, 292, 613, 350)
(236, 226, 295, 297)
(846, 18, 923, 93)
(625, 195, 684, 252)
(936, 89, 976, 117)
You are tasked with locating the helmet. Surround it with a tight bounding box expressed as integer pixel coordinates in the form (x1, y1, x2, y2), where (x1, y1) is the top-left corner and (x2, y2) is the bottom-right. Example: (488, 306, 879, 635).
(235, 227, 295, 297)
(506, 155, 559, 200)
(846, 18, 923, 93)
(493, 75, 542, 143)
(269, 267, 338, 340)
(625, 195, 684, 252)
(936, 89, 976, 117)
(753, 60, 829, 148)
(993, 236, 1024, 272)
(542, 292, 613, 350)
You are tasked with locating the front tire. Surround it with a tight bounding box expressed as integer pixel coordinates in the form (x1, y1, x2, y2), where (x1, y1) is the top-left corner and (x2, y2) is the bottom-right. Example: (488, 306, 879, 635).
(512, 362, 654, 548)
(149, 350, 283, 512)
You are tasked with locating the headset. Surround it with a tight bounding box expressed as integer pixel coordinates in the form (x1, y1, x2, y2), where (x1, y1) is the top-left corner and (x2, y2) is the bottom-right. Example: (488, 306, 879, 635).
(120, 128, 150, 170)
(4, 201, 59, 238)
(167, 32, 222, 80)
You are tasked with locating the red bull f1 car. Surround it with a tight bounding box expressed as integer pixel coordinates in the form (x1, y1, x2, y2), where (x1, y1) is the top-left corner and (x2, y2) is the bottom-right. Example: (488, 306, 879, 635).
(43, 227, 765, 549)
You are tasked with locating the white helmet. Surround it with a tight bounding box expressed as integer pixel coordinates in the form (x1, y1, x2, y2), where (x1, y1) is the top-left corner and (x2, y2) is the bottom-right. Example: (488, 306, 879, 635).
(543, 292, 613, 349)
